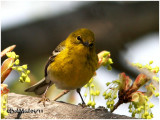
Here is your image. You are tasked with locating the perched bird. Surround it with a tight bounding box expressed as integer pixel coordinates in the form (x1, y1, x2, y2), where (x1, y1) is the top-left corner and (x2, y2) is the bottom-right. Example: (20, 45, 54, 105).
(25, 28, 98, 106)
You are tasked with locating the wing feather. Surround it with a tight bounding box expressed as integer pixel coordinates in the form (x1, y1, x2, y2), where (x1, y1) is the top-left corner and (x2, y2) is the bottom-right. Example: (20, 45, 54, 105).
(44, 40, 66, 77)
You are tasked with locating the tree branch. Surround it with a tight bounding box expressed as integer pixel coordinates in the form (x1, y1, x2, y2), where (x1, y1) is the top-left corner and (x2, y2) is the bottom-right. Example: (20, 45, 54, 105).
(5, 93, 133, 119)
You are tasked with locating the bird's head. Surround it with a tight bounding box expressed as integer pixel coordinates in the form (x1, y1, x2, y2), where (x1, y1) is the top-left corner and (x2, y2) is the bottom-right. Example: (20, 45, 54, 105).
(67, 28, 95, 50)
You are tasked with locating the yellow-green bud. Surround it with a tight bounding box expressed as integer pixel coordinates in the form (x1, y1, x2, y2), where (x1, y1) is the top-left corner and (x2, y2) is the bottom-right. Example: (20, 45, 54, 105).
(89, 78, 93, 83)
(144, 96, 149, 101)
(84, 93, 87, 97)
(25, 76, 30, 83)
(15, 59, 20, 65)
(110, 105, 114, 110)
(110, 100, 114, 105)
(132, 113, 135, 117)
(95, 90, 100, 96)
(93, 91, 96, 96)
(84, 84, 88, 88)
(11, 52, 16, 58)
(150, 113, 153, 118)
(148, 66, 152, 70)
(6, 52, 12, 58)
(12, 66, 16, 70)
(147, 115, 152, 119)
(153, 76, 159, 82)
(19, 77, 23, 81)
(106, 101, 110, 105)
(22, 64, 27, 69)
(19, 77, 23, 82)
(91, 101, 96, 107)
(105, 95, 109, 99)
(129, 104, 132, 109)
(137, 108, 141, 113)
(2, 110, 8, 116)
(3, 100, 6, 104)
(155, 93, 159, 97)
(114, 80, 120, 84)
(113, 95, 117, 99)
(149, 103, 154, 108)
(144, 112, 149, 116)
(106, 82, 111, 86)
(90, 90, 94, 95)
(108, 58, 113, 64)
(154, 66, 159, 73)
(15, 55, 19, 59)
(87, 100, 92, 106)
(2, 105, 6, 109)
(17, 67, 23, 71)
(149, 60, 153, 64)
(107, 65, 112, 70)
(22, 73, 27, 78)
(141, 106, 144, 109)
(26, 70, 30, 74)
(90, 83, 94, 88)
(108, 93, 111, 97)
(103, 51, 110, 57)
(138, 64, 142, 68)
(103, 92, 106, 96)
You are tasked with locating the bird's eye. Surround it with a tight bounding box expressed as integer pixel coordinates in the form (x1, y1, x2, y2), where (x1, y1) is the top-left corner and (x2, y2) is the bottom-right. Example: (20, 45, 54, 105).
(77, 36, 82, 41)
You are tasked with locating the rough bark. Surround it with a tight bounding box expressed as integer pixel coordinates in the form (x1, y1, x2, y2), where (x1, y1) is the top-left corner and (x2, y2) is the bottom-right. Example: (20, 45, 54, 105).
(5, 93, 133, 119)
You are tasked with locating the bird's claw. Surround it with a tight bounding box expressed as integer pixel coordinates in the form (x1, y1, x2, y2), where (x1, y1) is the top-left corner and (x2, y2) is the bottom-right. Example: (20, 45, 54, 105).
(38, 95, 50, 107)
(78, 103, 88, 108)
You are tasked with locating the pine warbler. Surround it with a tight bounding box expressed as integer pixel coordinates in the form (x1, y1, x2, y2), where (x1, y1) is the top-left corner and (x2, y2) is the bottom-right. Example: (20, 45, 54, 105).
(25, 28, 98, 106)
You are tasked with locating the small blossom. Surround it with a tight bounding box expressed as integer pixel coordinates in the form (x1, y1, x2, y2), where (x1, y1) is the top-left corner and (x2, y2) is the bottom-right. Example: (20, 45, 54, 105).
(90, 83, 94, 88)
(108, 58, 113, 64)
(22, 73, 27, 78)
(95, 90, 100, 96)
(103, 92, 107, 96)
(25, 76, 30, 83)
(149, 60, 153, 64)
(155, 93, 159, 97)
(26, 70, 30, 74)
(83, 77, 100, 108)
(91, 101, 96, 107)
(149, 103, 154, 108)
(14, 59, 19, 65)
(22, 64, 28, 69)
(113, 95, 117, 99)
(17, 67, 23, 71)
(87, 100, 92, 106)
(106, 82, 111, 86)
(107, 65, 112, 70)
(97, 51, 113, 69)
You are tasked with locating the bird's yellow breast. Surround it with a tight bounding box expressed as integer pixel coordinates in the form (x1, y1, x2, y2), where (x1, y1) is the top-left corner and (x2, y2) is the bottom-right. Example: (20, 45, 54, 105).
(47, 46, 98, 90)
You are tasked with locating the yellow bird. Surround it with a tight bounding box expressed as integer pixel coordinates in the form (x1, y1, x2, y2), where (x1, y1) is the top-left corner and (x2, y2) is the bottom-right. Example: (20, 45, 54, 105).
(25, 28, 98, 106)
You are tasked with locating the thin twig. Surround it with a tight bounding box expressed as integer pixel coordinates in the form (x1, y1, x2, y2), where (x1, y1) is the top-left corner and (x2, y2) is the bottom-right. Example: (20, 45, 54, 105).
(110, 100, 123, 113)
(53, 90, 70, 101)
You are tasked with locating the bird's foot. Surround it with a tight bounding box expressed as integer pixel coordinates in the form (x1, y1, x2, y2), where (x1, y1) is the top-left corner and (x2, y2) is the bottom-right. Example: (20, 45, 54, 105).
(78, 103, 88, 108)
(38, 95, 50, 107)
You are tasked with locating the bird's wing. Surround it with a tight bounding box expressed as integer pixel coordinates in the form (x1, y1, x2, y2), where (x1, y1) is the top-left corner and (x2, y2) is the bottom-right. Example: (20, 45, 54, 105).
(44, 40, 66, 77)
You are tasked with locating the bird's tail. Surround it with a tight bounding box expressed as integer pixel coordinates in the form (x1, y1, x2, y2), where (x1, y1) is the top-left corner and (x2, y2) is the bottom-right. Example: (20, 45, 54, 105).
(25, 78, 53, 95)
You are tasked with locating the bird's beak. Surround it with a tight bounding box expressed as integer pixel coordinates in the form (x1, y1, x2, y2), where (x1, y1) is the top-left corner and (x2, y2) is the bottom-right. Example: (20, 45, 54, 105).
(83, 42, 90, 47)
(83, 42, 93, 47)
